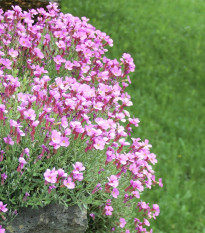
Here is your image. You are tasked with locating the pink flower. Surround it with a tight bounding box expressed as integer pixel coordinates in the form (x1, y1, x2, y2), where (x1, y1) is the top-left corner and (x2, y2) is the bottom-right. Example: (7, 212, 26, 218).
(0, 225, 5, 233)
(54, 55, 65, 65)
(19, 37, 31, 48)
(73, 162, 85, 173)
(73, 172, 84, 181)
(144, 218, 150, 226)
(111, 66, 122, 77)
(128, 117, 140, 127)
(0, 201, 8, 213)
(119, 218, 126, 228)
(159, 178, 163, 187)
(152, 204, 160, 218)
(107, 175, 119, 188)
(104, 205, 113, 216)
(24, 108, 36, 121)
(61, 116, 68, 128)
(63, 177, 75, 189)
(111, 188, 119, 198)
(56, 40, 66, 49)
(130, 180, 144, 192)
(89, 213, 95, 220)
(51, 130, 61, 144)
(44, 168, 58, 184)
(34, 48, 44, 59)
(93, 137, 106, 150)
(132, 190, 140, 198)
(19, 157, 27, 169)
(3, 135, 14, 145)
(60, 137, 70, 147)
(0, 104, 7, 120)
(65, 61, 73, 70)
(9, 48, 18, 58)
(57, 169, 67, 178)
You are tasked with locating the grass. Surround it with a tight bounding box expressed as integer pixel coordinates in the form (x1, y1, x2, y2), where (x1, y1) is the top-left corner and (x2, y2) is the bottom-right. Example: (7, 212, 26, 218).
(61, 0, 205, 232)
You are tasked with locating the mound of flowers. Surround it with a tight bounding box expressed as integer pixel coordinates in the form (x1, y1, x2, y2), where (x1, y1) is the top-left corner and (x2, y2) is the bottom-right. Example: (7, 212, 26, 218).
(0, 3, 162, 232)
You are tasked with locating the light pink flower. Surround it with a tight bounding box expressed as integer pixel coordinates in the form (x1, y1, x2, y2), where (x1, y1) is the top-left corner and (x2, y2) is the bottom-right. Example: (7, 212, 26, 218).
(24, 108, 36, 121)
(51, 130, 61, 144)
(60, 137, 70, 147)
(44, 168, 58, 184)
(9, 48, 18, 58)
(63, 177, 75, 189)
(119, 218, 126, 228)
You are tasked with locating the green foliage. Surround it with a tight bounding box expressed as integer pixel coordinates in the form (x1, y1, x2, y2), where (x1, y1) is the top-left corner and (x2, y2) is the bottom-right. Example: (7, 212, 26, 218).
(61, 0, 205, 232)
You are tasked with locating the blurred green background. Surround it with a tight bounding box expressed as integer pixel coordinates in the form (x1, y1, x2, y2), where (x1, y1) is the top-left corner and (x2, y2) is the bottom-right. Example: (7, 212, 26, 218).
(61, 0, 205, 232)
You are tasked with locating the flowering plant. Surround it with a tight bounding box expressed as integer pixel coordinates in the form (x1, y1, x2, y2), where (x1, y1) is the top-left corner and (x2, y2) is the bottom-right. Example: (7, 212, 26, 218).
(0, 3, 162, 232)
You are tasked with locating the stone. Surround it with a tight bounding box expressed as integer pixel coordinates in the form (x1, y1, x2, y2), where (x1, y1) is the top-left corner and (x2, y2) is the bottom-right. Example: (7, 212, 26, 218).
(6, 203, 88, 233)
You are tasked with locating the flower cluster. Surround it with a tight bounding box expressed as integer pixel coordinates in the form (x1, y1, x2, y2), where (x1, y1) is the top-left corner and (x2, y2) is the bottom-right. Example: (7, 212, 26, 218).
(44, 162, 85, 192)
(0, 3, 162, 232)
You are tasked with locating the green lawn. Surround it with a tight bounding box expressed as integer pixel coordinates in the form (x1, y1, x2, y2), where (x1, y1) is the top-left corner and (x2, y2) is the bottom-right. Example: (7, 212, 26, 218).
(61, 1, 205, 232)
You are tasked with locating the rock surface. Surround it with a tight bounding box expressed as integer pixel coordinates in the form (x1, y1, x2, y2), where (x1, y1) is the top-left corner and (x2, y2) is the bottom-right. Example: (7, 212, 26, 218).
(6, 203, 88, 233)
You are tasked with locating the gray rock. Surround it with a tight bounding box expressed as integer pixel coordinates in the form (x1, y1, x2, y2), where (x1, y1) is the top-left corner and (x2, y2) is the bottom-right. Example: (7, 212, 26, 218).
(6, 203, 88, 233)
